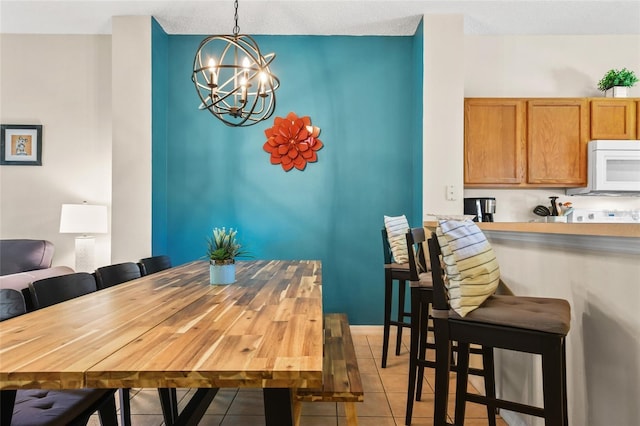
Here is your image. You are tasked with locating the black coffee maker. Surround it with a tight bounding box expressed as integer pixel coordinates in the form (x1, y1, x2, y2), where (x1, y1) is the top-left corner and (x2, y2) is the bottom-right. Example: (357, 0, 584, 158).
(464, 197, 496, 222)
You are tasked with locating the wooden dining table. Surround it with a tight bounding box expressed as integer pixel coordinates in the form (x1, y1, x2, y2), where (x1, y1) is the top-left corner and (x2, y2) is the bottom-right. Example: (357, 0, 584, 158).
(0, 259, 323, 425)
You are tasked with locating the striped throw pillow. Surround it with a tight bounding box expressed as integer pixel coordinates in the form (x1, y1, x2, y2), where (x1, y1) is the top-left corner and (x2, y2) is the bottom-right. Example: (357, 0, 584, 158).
(436, 219, 500, 317)
(384, 215, 410, 264)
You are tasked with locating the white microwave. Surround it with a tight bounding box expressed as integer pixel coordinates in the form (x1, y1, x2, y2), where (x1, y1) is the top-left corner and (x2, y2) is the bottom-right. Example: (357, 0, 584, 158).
(567, 140, 640, 196)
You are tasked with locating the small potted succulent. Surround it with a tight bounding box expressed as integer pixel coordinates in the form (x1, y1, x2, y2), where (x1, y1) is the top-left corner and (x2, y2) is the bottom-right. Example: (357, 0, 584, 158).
(206, 227, 250, 284)
(597, 68, 638, 97)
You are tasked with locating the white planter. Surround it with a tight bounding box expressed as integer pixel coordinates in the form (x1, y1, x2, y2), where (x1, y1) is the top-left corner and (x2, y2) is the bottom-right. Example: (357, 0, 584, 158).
(605, 86, 628, 98)
(210, 262, 235, 285)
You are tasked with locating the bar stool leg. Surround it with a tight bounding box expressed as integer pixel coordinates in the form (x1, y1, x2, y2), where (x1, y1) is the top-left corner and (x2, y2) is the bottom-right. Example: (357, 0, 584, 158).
(562, 338, 569, 426)
(396, 280, 407, 355)
(482, 346, 497, 426)
(454, 342, 470, 425)
(382, 270, 393, 368)
(405, 286, 421, 425)
(433, 318, 452, 426)
(416, 297, 429, 401)
(542, 339, 564, 426)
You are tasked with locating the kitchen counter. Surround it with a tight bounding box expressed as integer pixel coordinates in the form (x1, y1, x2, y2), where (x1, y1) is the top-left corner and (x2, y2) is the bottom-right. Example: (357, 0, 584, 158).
(424, 221, 640, 255)
(424, 219, 640, 426)
(425, 221, 640, 238)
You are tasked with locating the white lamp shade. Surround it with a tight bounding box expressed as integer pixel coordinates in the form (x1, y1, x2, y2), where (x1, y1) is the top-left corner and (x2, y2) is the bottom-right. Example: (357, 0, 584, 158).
(60, 204, 108, 234)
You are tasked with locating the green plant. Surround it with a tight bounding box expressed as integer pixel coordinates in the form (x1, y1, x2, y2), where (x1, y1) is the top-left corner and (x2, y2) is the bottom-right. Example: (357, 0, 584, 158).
(206, 227, 251, 264)
(597, 68, 639, 91)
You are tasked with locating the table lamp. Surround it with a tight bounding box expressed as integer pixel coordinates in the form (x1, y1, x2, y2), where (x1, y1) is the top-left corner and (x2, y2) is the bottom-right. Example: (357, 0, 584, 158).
(59, 203, 108, 272)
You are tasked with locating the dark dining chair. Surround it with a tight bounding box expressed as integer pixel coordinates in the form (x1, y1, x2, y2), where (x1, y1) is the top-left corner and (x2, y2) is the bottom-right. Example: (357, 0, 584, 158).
(95, 262, 142, 290)
(28, 272, 97, 309)
(138, 255, 172, 276)
(94, 262, 143, 425)
(381, 228, 412, 368)
(427, 228, 571, 425)
(0, 288, 118, 426)
(0, 288, 26, 321)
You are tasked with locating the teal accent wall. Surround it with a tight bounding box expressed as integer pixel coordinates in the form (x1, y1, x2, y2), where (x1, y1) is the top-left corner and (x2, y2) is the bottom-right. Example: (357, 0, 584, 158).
(152, 29, 423, 324)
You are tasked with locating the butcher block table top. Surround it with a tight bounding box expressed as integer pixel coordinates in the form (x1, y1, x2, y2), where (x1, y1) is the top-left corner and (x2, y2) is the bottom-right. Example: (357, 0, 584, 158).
(0, 260, 324, 391)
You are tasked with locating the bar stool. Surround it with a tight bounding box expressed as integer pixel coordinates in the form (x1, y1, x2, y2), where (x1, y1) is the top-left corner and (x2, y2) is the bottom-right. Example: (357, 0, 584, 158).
(404, 227, 494, 426)
(427, 226, 570, 426)
(381, 228, 411, 368)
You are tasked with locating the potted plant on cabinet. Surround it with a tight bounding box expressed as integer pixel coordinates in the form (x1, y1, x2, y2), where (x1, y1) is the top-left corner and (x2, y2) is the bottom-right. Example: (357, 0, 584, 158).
(206, 227, 250, 284)
(597, 68, 638, 98)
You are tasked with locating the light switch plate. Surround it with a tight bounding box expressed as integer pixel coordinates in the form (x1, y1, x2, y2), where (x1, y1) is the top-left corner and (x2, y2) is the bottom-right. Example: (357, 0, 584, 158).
(446, 185, 456, 201)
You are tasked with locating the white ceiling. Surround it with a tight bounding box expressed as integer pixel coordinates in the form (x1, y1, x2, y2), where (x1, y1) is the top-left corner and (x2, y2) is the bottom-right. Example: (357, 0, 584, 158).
(1, 0, 639, 36)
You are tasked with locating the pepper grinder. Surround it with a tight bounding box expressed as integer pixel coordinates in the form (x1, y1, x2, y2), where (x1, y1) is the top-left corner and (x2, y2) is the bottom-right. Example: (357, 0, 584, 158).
(549, 196, 559, 216)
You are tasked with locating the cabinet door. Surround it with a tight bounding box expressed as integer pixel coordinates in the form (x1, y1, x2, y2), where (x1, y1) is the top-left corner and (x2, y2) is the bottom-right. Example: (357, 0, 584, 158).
(637, 101, 640, 139)
(527, 99, 589, 186)
(464, 99, 526, 185)
(590, 99, 637, 139)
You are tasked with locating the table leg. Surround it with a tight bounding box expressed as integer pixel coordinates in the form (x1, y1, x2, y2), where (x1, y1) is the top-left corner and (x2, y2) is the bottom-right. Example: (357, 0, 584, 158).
(158, 388, 179, 425)
(263, 388, 294, 426)
(159, 388, 217, 426)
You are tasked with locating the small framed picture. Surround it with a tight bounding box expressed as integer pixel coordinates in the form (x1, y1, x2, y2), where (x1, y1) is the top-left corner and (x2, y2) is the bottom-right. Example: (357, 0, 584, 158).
(1, 124, 43, 166)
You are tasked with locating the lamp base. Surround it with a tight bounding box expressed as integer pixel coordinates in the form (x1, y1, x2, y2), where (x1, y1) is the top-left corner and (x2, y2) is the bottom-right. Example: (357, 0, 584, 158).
(75, 236, 96, 273)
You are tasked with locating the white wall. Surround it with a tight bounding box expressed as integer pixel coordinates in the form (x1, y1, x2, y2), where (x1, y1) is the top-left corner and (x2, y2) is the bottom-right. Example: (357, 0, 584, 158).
(0, 34, 112, 269)
(111, 16, 152, 264)
(421, 15, 465, 217)
(463, 35, 640, 222)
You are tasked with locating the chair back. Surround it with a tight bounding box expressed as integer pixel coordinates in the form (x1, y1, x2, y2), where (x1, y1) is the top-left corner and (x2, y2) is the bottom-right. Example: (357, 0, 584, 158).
(29, 273, 97, 309)
(138, 255, 172, 276)
(95, 262, 141, 290)
(0, 288, 27, 321)
(427, 233, 450, 312)
(405, 227, 429, 281)
(381, 228, 394, 265)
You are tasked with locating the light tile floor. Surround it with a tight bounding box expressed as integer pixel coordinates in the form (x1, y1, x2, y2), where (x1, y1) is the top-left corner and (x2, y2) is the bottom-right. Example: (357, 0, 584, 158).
(89, 327, 508, 425)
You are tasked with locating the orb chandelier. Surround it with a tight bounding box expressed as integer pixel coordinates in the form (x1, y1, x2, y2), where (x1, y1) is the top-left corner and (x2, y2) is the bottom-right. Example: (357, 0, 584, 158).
(192, 0, 280, 127)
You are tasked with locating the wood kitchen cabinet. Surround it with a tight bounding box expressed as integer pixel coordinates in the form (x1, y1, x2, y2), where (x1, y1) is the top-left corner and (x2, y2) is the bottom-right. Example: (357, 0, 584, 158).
(464, 99, 526, 185)
(527, 99, 589, 186)
(464, 98, 589, 187)
(590, 99, 637, 140)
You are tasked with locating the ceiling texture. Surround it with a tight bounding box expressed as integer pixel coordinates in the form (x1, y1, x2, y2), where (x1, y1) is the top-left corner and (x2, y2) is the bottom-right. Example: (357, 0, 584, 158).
(0, 0, 639, 36)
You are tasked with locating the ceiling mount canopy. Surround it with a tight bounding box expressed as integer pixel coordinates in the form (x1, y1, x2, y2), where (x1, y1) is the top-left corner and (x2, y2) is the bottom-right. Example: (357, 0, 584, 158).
(192, 0, 280, 127)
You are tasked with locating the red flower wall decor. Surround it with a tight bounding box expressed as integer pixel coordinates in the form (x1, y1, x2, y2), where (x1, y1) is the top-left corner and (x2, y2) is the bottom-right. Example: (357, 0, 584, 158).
(263, 112, 323, 171)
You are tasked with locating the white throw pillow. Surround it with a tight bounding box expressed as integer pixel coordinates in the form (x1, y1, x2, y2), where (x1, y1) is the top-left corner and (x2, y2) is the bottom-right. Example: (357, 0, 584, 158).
(436, 219, 500, 317)
(384, 215, 410, 264)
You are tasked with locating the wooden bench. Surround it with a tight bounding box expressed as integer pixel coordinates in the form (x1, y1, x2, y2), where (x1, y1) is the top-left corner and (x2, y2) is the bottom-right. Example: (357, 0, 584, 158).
(294, 313, 364, 426)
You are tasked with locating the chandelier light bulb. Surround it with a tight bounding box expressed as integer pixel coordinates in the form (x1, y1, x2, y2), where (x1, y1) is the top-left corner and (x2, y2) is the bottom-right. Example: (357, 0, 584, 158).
(207, 58, 218, 87)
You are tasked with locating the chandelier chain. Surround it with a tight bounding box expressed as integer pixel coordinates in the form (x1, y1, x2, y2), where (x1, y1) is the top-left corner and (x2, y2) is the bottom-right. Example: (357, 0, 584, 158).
(233, 0, 240, 36)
